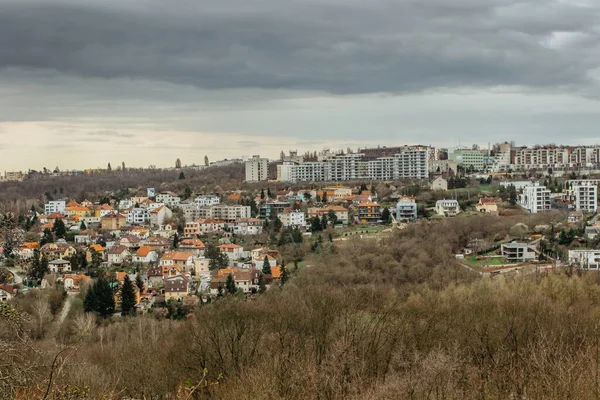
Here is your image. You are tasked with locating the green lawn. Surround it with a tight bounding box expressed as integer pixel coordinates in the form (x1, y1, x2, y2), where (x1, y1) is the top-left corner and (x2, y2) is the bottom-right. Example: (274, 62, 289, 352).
(465, 255, 505, 266)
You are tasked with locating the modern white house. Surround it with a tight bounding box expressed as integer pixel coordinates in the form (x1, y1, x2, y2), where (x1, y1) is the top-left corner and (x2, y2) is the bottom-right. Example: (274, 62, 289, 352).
(501, 242, 537, 263)
(396, 197, 418, 221)
(435, 199, 460, 217)
(568, 250, 600, 269)
(155, 192, 181, 207)
(44, 200, 66, 215)
(519, 185, 551, 214)
(127, 208, 150, 225)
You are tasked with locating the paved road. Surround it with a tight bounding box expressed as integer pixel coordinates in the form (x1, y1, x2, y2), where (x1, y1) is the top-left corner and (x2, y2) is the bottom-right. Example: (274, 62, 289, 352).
(6, 267, 24, 284)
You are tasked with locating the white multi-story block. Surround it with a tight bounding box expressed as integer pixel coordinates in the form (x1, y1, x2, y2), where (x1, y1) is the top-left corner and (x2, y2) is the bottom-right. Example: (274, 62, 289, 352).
(569, 250, 600, 269)
(519, 185, 551, 214)
(194, 195, 220, 207)
(569, 184, 598, 214)
(127, 208, 150, 225)
(155, 192, 181, 207)
(245, 155, 269, 182)
(278, 211, 306, 228)
(44, 201, 66, 215)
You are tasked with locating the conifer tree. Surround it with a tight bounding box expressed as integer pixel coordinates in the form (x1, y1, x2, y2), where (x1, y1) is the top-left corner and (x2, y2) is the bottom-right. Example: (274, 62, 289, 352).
(120, 275, 136, 316)
(225, 273, 237, 294)
(262, 256, 272, 275)
(258, 272, 267, 294)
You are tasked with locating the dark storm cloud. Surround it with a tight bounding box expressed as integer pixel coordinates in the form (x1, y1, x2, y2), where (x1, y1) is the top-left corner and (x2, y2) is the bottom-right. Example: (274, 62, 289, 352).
(1, 0, 599, 95)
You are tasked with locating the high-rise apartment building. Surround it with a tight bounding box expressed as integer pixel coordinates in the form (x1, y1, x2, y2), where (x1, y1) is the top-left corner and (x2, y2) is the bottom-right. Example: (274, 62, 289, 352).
(244, 155, 269, 182)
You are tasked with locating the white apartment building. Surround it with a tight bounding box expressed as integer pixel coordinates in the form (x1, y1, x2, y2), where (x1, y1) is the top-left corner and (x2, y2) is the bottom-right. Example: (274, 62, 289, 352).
(435, 200, 461, 217)
(489, 143, 512, 173)
(118, 199, 134, 210)
(569, 147, 600, 167)
(245, 155, 269, 182)
(519, 185, 551, 214)
(127, 208, 150, 225)
(194, 195, 220, 207)
(155, 192, 181, 207)
(210, 205, 251, 222)
(514, 147, 570, 169)
(44, 201, 66, 215)
(569, 250, 600, 269)
(449, 149, 485, 171)
(569, 184, 598, 213)
(278, 211, 306, 228)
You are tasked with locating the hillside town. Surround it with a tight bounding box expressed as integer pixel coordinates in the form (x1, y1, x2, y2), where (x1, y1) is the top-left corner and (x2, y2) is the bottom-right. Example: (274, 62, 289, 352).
(0, 142, 599, 318)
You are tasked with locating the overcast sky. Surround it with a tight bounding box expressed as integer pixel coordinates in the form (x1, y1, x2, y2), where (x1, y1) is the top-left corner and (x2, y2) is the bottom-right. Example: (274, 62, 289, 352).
(1, 0, 600, 170)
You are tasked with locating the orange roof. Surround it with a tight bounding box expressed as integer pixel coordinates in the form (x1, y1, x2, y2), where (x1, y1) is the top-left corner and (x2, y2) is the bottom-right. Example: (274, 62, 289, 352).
(271, 266, 282, 279)
(66, 200, 80, 207)
(150, 205, 164, 213)
(479, 197, 497, 205)
(90, 244, 104, 253)
(321, 205, 348, 212)
(359, 201, 380, 207)
(217, 268, 239, 278)
(69, 206, 90, 212)
(63, 274, 90, 285)
(218, 243, 243, 249)
(135, 246, 154, 257)
(180, 238, 206, 248)
(227, 193, 241, 201)
(113, 272, 127, 282)
(100, 204, 114, 210)
(23, 242, 39, 249)
(161, 251, 194, 261)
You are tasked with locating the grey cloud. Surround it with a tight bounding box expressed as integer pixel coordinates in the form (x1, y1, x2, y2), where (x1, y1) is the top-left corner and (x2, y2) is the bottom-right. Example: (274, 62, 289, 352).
(237, 141, 260, 147)
(1, 0, 599, 95)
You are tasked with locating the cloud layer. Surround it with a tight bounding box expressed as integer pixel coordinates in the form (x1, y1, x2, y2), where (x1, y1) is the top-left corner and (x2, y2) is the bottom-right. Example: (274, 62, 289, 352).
(1, 0, 599, 170)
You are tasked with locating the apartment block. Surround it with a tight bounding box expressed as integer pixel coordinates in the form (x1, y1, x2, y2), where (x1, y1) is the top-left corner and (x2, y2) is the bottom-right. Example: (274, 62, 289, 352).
(514, 147, 570, 168)
(245, 155, 269, 182)
(519, 185, 551, 214)
(278, 211, 306, 228)
(45, 201, 66, 215)
(569, 184, 598, 214)
(449, 149, 485, 171)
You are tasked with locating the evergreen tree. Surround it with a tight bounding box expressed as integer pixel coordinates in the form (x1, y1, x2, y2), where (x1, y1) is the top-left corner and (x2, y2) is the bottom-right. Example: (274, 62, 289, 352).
(93, 277, 115, 318)
(122, 161, 126, 171)
(136, 274, 144, 292)
(91, 249, 103, 268)
(175, 158, 182, 169)
(292, 227, 303, 243)
(107, 162, 112, 172)
(262, 256, 272, 275)
(310, 216, 322, 232)
(280, 263, 289, 285)
(260, 189, 265, 200)
(267, 188, 273, 199)
(120, 275, 136, 316)
(172, 232, 179, 249)
(204, 155, 209, 166)
(183, 186, 192, 200)
(80, 220, 87, 230)
(327, 209, 338, 226)
(225, 273, 237, 294)
(79, 252, 88, 269)
(258, 272, 267, 294)
(178, 171, 186, 180)
(84, 285, 97, 313)
(273, 217, 283, 232)
(508, 185, 518, 206)
(321, 213, 328, 228)
(381, 207, 391, 224)
(52, 219, 66, 239)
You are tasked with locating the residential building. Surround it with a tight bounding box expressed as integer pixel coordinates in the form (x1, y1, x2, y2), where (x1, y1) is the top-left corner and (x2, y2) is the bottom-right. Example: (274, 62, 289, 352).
(396, 197, 418, 221)
(430, 176, 448, 191)
(164, 275, 190, 301)
(107, 245, 130, 265)
(155, 191, 181, 207)
(568, 184, 598, 214)
(178, 238, 206, 256)
(259, 201, 291, 219)
(229, 218, 264, 235)
(160, 252, 196, 272)
(519, 185, 551, 214)
(149, 205, 173, 227)
(218, 244, 245, 261)
(62, 274, 91, 291)
(278, 211, 306, 228)
(44, 201, 66, 215)
(357, 201, 382, 223)
(435, 200, 461, 217)
(183, 219, 225, 235)
(194, 195, 220, 207)
(476, 197, 498, 214)
(449, 149, 485, 171)
(568, 250, 600, 269)
(127, 208, 150, 225)
(513, 146, 570, 169)
(133, 246, 158, 263)
(210, 205, 251, 222)
(48, 259, 72, 274)
(429, 160, 457, 175)
(245, 155, 269, 182)
(101, 214, 127, 230)
(501, 242, 537, 263)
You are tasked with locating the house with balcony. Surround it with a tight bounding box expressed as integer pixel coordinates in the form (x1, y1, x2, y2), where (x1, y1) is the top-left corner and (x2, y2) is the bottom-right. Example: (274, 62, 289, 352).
(396, 197, 417, 221)
(357, 201, 382, 223)
(435, 200, 460, 217)
(501, 242, 537, 264)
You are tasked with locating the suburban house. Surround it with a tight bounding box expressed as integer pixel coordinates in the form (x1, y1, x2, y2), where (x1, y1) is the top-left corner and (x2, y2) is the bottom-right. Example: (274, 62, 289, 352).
(357, 201, 382, 223)
(476, 197, 498, 214)
(48, 259, 72, 274)
(585, 226, 600, 240)
(501, 242, 537, 264)
(107, 245, 131, 265)
(184, 219, 226, 235)
(86, 244, 105, 263)
(251, 248, 279, 267)
(133, 246, 158, 263)
(101, 214, 127, 230)
(149, 205, 173, 227)
(62, 273, 91, 291)
(119, 235, 142, 250)
(155, 192, 181, 207)
(568, 250, 600, 269)
(396, 197, 418, 221)
(435, 200, 461, 217)
(164, 275, 190, 301)
(16, 242, 39, 259)
(229, 218, 263, 235)
(218, 243, 245, 261)
(178, 238, 206, 256)
(160, 251, 196, 272)
(41, 241, 77, 261)
(308, 205, 349, 225)
(430, 176, 448, 191)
